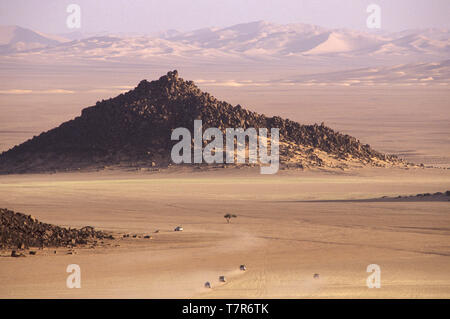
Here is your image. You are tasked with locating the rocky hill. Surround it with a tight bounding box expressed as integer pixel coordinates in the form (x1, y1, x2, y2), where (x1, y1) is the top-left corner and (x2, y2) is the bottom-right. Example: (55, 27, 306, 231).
(0, 70, 407, 173)
(0, 208, 113, 250)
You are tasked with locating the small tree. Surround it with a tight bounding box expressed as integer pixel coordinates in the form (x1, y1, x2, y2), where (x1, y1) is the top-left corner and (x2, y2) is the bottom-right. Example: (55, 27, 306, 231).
(224, 214, 237, 224)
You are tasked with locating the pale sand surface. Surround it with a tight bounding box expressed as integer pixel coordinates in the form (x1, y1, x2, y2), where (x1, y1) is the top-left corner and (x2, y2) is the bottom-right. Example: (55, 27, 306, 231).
(0, 167, 449, 298)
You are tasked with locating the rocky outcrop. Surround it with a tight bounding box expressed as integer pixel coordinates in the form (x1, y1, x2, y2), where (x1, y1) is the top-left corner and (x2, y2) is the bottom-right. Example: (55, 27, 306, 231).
(0, 208, 113, 249)
(0, 70, 406, 173)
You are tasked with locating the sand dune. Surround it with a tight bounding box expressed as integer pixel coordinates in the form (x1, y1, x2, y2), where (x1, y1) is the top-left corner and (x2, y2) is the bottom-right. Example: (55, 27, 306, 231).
(1, 22, 448, 63)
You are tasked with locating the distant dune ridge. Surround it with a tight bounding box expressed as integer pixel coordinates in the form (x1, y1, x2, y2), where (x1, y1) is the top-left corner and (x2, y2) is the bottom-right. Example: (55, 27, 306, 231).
(0, 22, 448, 87)
(0, 25, 67, 54)
(1, 22, 449, 58)
(0, 70, 407, 174)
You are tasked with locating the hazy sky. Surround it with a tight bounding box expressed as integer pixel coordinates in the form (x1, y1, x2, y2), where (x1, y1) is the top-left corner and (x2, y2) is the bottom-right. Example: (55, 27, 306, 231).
(1, 0, 449, 34)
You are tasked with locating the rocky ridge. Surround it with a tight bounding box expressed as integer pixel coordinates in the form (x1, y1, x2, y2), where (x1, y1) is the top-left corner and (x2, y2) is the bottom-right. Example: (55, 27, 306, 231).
(0, 208, 113, 250)
(0, 70, 408, 173)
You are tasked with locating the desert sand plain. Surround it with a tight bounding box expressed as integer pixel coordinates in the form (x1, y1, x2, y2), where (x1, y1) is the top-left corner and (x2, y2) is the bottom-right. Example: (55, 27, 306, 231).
(0, 59, 449, 298)
(0, 166, 449, 298)
(1, 1, 450, 303)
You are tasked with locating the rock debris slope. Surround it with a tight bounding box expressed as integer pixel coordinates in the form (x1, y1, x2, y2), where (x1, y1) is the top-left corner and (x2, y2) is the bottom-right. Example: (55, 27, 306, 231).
(0, 70, 407, 173)
(0, 208, 113, 249)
